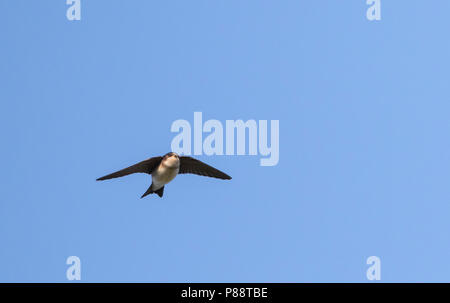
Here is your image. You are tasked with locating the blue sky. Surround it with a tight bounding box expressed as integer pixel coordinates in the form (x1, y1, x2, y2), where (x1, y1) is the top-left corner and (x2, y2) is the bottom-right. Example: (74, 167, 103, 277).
(1, 0, 450, 282)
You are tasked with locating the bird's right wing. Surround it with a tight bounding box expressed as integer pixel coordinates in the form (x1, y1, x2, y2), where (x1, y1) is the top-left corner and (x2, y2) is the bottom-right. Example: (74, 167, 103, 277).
(96, 157, 163, 181)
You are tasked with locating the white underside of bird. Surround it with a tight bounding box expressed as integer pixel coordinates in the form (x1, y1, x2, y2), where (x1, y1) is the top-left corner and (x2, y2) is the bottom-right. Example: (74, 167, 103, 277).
(151, 155, 180, 191)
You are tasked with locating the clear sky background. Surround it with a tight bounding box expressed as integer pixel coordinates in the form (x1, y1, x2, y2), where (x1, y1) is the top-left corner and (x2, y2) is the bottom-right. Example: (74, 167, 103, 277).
(1, 1, 450, 282)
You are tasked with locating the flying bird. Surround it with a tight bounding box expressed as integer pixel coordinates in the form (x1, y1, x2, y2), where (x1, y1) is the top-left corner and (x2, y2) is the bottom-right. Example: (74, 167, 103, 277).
(96, 152, 231, 198)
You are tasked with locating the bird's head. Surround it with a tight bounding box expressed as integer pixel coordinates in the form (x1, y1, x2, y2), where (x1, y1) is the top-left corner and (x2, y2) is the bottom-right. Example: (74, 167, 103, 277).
(162, 152, 180, 168)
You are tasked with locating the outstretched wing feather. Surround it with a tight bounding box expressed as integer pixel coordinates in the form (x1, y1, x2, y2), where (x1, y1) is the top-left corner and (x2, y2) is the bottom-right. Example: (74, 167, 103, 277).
(179, 156, 231, 180)
(97, 157, 163, 181)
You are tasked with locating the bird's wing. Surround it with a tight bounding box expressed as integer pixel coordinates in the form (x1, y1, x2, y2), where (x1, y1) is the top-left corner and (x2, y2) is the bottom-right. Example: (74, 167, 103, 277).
(96, 157, 163, 181)
(179, 156, 231, 180)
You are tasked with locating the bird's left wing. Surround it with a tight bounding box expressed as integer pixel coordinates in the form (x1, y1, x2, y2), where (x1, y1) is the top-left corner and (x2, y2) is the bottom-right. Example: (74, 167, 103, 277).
(96, 157, 163, 181)
(179, 156, 231, 180)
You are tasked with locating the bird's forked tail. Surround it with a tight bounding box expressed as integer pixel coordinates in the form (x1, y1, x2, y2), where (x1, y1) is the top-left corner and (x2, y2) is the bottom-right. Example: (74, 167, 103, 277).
(141, 184, 164, 198)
